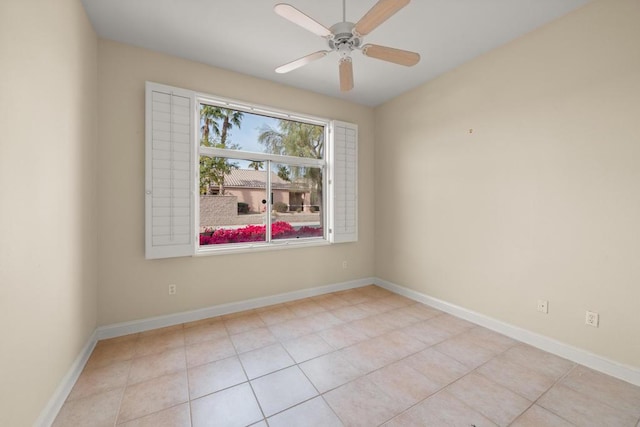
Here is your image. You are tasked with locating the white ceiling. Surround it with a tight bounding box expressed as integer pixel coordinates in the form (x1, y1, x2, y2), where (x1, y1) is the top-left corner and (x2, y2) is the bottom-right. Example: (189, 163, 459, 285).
(82, 0, 591, 106)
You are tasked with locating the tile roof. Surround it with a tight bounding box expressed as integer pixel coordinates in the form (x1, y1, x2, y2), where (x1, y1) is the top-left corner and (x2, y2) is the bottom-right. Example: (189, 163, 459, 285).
(224, 169, 300, 190)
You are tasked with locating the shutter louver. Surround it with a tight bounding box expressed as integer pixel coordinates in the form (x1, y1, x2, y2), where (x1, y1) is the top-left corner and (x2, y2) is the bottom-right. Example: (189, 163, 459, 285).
(330, 121, 358, 243)
(145, 83, 195, 259)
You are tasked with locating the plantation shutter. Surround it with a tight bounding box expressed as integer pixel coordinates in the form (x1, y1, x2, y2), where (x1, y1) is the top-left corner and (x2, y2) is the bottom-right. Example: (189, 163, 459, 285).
(330, 121, 358, 243)
(145, 82, 195, 259)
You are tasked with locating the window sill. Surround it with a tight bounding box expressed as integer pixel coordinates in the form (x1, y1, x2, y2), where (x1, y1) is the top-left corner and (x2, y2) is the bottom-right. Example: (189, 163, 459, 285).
(194, 238, 330, 256)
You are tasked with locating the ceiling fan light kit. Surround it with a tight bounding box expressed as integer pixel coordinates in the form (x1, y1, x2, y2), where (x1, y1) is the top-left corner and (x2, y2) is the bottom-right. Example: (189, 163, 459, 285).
(274, 0, 420, 92)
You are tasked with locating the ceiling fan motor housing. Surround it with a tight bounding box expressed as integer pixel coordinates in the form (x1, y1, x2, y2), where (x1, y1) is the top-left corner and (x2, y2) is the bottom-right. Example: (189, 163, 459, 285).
(328, 21, 361, 57)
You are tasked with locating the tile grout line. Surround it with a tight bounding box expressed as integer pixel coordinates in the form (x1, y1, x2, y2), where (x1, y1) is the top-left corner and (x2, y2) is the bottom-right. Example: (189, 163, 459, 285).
(534, 362, 640, 426)
(449, 344, 536, 427)
(182, 334, 195, 427)
(116, 330, 191, 425)
(219, 313, 270, 426)
(239, 288, 395, 425)
(119, 299, 420, 425)
(525, 363, 579, 426)
(377, 330, 520, 426)
(281, 336, 346, 426)
(233, 328, 269, 426)
(63, 292, 479, 424)
(313, 314, 454, 425)
(64, 287, 640, 426)
(113, 333, 140, 427)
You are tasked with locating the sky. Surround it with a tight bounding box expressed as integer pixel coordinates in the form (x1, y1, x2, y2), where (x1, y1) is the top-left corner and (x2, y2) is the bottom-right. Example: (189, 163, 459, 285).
(200, 107, 324, 169)
(207, 110, 279, 169)
(227, 112, 279, 156)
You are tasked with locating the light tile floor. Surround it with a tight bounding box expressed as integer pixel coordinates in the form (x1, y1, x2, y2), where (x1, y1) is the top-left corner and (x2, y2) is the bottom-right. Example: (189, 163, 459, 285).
(53, 285, 640, 426)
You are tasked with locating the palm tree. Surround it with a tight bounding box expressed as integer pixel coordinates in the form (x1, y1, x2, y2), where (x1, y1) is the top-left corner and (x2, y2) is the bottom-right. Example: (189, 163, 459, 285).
(277, 165, 291, 182)
(218, 108, 244, 147)
(214, 108, 244, 194)
(199, 106, 245, 194)
(258, 121, 325, 223)
(200, 105, 221, 146)
(248, 161, 264, 171)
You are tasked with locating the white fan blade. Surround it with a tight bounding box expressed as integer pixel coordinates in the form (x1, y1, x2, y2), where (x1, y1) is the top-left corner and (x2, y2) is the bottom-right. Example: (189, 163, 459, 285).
(276, 51, 329, 74)
(274, 3, 332, 38)
(339, 57, 354, 92)
(354, 0, 410, 36)
(361, 43, 420, 66)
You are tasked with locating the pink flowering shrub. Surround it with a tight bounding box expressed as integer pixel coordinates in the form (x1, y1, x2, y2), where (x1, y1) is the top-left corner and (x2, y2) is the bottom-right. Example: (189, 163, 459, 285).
(200, 221, 322, 245)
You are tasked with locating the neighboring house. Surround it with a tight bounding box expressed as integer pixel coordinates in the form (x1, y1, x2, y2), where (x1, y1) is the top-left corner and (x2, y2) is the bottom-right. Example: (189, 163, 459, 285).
(210, 169, 315, 213)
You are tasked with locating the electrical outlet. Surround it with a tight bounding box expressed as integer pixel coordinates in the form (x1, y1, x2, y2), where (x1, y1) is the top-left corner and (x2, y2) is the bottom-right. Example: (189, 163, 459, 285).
(342, 261, 348, 269)
(168, 284, 177, 295)
(537, 300, 549, 314)
(585, 311, 599, 327)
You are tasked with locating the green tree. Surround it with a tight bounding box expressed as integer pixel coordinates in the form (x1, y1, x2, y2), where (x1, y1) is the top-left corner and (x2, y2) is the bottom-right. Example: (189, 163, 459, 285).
(248, 161, 264, 171)
(200, 156, 214, 195)
(258, 121, 323, 159)
(218, 109, 243, 147)
(199, 106, 244, 194)
(277, 165, 291, 181)
(200, 139, 241, 195)
(200, 105, 221, 144)
(258, 121, 324, 220)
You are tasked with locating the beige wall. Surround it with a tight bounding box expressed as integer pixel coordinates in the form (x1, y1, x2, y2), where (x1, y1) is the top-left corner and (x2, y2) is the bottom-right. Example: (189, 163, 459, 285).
(4, 0, 638, 421)
(0, 0, 98, 424)
(374, 0, 640, 368)
(97, 40, 375, 325)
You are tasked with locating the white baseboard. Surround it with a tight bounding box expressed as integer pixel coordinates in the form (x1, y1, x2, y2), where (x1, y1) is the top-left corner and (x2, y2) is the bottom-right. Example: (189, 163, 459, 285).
(37, 277, 374, 426)
(96, 277, 376, 340)
(39, 275, 640, 426)
(374, 277, 640, 387)
(35, 330, 98, 427)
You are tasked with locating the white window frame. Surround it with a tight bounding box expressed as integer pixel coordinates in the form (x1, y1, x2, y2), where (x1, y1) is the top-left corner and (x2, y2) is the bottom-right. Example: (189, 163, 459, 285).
(145, 81, 357, 259)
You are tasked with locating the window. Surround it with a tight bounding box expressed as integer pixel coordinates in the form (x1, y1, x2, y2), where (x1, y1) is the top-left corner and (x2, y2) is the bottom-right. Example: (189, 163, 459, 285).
(198, 100, 326, 248)
(145, 82, 357, 259)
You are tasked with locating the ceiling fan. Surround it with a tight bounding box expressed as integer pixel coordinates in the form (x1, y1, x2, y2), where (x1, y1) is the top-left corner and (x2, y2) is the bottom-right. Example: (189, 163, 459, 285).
(274, 0, 420, 92)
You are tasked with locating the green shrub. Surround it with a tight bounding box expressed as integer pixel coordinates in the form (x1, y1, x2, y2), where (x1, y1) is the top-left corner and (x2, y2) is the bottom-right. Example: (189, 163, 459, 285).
(274, 201, 288, 213)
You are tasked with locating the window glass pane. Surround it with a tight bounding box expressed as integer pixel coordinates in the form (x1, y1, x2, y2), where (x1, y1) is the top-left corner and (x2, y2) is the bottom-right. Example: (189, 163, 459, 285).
(198, 100, 327, 250)
(199, 155, 267, 246)
(199, 104, 324, 160)
(271, 163, 323, 241)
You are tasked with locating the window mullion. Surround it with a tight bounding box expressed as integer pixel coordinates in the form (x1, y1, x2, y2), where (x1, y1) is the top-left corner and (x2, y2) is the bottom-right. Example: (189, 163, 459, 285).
(266, 161, 272, 243)
(199, 146, 323, 168)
